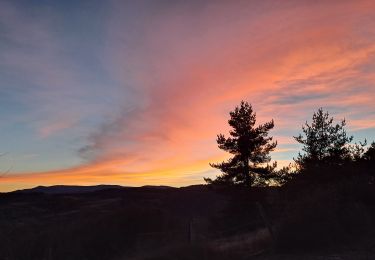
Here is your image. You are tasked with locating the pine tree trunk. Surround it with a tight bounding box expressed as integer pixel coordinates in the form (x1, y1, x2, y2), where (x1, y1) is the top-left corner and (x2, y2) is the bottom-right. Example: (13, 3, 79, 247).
(244, 157, 250, 186)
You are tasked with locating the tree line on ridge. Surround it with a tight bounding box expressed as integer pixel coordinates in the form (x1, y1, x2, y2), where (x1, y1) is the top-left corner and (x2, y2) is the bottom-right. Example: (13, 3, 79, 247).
(205, 101, 375, 187)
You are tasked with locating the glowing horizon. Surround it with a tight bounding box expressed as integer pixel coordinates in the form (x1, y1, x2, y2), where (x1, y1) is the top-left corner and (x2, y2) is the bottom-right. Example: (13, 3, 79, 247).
(1, 0, 375, 191)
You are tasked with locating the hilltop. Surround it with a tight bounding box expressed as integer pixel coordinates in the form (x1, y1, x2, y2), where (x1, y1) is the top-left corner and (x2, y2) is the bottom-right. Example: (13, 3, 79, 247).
(1, 179, 374, 259)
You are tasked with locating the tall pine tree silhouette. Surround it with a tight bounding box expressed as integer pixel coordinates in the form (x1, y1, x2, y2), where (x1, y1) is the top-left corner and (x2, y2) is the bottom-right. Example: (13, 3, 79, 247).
(205, 101, 277, 186)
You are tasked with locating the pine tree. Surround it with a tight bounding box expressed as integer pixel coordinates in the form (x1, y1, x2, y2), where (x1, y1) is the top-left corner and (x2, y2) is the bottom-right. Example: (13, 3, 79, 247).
(205, 101, 277, 186)
(294, 108, 353, 170)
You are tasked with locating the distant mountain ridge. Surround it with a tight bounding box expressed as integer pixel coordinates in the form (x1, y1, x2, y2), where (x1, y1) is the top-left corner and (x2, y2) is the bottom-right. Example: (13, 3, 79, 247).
(11, 184, 177, 194)
(13, 185, 126, 194)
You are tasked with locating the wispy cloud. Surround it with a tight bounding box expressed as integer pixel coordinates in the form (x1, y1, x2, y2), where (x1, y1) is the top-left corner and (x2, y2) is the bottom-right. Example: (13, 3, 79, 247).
(1, 0, 375, 190)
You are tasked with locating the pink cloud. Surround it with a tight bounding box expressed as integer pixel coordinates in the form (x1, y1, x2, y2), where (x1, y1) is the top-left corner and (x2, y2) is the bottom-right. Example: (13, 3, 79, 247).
(2, 0, 375, 190)
(90, 0, 375, 167)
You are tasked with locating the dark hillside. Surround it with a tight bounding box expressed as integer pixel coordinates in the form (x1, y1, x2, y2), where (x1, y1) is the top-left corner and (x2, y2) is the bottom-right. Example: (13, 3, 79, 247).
(0, 181, 374, 259)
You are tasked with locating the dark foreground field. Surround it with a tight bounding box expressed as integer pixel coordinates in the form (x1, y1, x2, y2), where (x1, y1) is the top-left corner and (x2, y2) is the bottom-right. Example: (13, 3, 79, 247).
(1, 179, 375, 259)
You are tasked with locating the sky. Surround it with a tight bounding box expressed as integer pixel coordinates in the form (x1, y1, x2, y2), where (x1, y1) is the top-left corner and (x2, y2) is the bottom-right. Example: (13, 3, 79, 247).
(0, 0, 375, 191)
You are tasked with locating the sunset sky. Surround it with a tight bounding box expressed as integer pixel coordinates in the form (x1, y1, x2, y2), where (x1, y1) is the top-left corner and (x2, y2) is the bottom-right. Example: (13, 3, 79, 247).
(1, 0, 375, 191)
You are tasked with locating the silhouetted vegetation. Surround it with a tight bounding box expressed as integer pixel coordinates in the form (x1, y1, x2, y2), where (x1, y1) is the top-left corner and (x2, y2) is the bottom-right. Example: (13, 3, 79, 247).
(206, 105, 374, 187)
(1, 103, 375, 259)
(205, 101, 277, 186)
(294, 108, 353, 170)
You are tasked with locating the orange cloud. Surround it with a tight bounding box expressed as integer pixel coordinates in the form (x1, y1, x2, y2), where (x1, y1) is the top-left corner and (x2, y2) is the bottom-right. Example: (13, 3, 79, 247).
(2, 0, 375, 191)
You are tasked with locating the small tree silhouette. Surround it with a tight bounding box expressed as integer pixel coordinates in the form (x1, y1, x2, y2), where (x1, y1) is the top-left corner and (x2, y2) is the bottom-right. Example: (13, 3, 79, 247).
(205, 101, 277, 186)
(294, 108, 353, 171)
(361, 142, 375, 180)
(363, 142, 375, 161)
